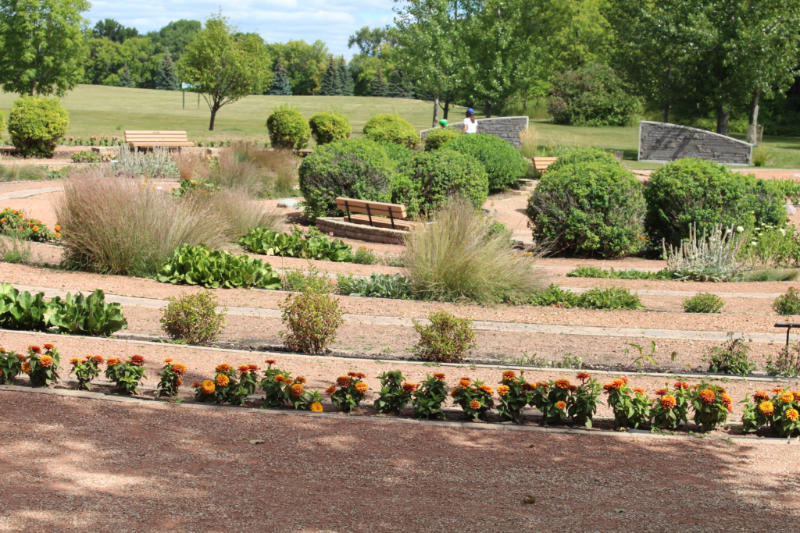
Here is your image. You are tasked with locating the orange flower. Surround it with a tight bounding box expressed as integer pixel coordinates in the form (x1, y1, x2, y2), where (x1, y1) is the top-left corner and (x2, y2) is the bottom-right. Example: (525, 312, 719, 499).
(176, 377, 182, 386)
(248, 364, 258, 371)
(555, 400, 566, 410)
(759, 401, 775, 417)
(402, 382, 418, 393)
(69, 357, 79, 365)
(163, 358, 174, 364)
(200, 380, 215, 395)
(780, 392, 795, 404)
(786, 409, 799, 421)
(450, 387, 459, 397)
(660, 394, 677, 409)
(555, 379, 571, 389)
(773, 387, 784, 394)
(754, 391, 770, 401)
(620, 377, 629, 384)
(336, 376, 350, 387)
(634, 387, 646, 395)
(296, 376, 306, 384)
(172, 363, 187, 375)
(356, 372, 366, 378)
(310, 401, 323, 413)
(106, 358, 120, 366)
(699, 389, 715, 404)
(469, 400, 481, 410)
(192, 381, 200, 388)
(40, 355, 54, 368)
(355, 382, 368, 394)
(290, 383, 304, 397)
(721, 393, 733, 406)
(54, 225, 61, 232)
(265, 359, 276, 366)
(216, 363, 231, 373)
(348, 371, 358, 377)
(479, 384, 493, 395)
(325, 385, 336, 395)
(92, 355, 104, 364)
(497, 385, 510, 395)
(28, 345, 41, 354)
(238, 365, 250, 374)
(794, 391, 800, 402)
(433, 373, 445, 380)
(674, 381, 688, 390)
(576, 372, 590, 381)
(502, 370, 516, 380)
(130, 355, 145, 366)
(0, 347, 5, 353)
(274, 374, 285, 383)
(215, 374, 230, 387)
(21, 362, 31, 374)
(655, 388, 667, 396)
(43, 343, 54, 350)
(459, 378, 471, 388)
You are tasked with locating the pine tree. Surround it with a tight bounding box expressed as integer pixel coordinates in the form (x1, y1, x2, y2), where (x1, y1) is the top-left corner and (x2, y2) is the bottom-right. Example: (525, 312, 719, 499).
(337, 58, 354, 96)
(388, 70, 412, 98)
(155, 50, 179, 91)
(118, 65, 134, 88)
(320, 56, 341, 95)
(268, 58, 292, 95)
(369, 69, 389, 97)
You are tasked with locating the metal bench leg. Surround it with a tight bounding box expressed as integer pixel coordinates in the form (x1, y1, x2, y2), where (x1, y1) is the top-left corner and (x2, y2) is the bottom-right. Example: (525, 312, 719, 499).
(366, 204, 373, 226)
(344, 200, 352, 222)
(389, 210, 395, 229)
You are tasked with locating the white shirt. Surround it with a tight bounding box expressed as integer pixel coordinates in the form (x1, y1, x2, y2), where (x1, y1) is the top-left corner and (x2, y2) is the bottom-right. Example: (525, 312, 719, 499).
(463, 117, 478, 133)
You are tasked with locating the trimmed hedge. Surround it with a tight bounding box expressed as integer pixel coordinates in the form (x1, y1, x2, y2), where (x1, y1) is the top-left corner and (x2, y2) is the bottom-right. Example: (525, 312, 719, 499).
(363, 113, 418, 149)
(424, 128, 459, 151)
(443, 133, 527, 192)
(645, 158, 786, 247)
(309, 111, 350, 145)
(298, 138, 397, 220)
(266, 105, 310, 150)
(8, 97, 69, 158)
(394, 150, 489, 216)
(547, 147, 621, 174)
(527, 159, 646, 258)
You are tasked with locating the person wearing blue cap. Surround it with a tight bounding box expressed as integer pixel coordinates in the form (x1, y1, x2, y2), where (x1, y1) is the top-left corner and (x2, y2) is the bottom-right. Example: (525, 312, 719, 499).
(463, 108, 477, 134)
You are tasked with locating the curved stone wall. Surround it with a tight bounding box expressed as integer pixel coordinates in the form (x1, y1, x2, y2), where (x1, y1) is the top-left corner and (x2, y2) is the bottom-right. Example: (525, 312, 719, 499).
(638, 121, 753, 165)
(420, 116, 529, 148)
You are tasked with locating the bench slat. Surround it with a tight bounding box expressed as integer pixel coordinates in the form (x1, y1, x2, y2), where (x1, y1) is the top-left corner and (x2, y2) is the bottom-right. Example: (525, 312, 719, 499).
(124, 130, 194, 149)
(532, 156, 558, 173)
(335, 197, 407, 219)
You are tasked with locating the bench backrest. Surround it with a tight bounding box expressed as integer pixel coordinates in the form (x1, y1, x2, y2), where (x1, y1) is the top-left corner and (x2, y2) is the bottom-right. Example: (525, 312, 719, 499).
(532, 156, 558, 172)
(124, 130, 192, 146)
(335, 197, 407, 219)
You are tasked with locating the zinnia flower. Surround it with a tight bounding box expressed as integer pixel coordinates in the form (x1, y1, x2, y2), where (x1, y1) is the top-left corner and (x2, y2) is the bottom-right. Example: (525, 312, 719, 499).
(215, 374, 230, 387)
(655, 389, 667, 396)
(451, 387, 460, 397)
(336, 376, 350, 387)
(759, 401, 775, 416)
(290, 383, 304, 397)
(176, 377, 182, 386)
(106, 358, 120, 366)
(469, 400, 481, 410)
(265, 359, 276, 366)
(497, 385, 510, 395)
(773, 387, 784, 394)
(459, 378, 471, 388)
(200, 380, 215, 395)
(238, 365, 250, 374)
(310, 401, 323, 412)
(28, 346, 41, 354)
(674, 381, 688, 390)
(576, 372, 590, 381)
(794, 391, 800, 402)
(274, 374, 285, 383)
(699, 389, 715, 404)
(92, 355, 104, 364)
(43, 343, 54, 350)
(163, 358, 173, 364)
(660, 395, 676, 409)
(248, 364, 258, 371)
(348, 371, 358, 377)
(555, 401, 566, 410)
(69, 357, 79, 365)
(620, 377, 629, 384)
(634, 387, 646, 395)
(402, 382, 418, 393)
(296, 376, 306, 384)
(502, 370, 516, 380)
(434, 373, 445, 380)
(780, 392, 794, 404)
(215, 363, 231, 373)
(130, 355, 145, 366)
(555, 379, 571, 389)
(355, 382, 368, 394)
(786, 408, 799, 421)
(754, 391, 770, 401)
(172, 363, 187, 375)
(21, 362, 31, 374)
(479, 384, 493, 395)
(569, 385, 577, 392)
(192, 381, 200, 388)
(40, 355, 54, 368)
(325, 385, 336, 395)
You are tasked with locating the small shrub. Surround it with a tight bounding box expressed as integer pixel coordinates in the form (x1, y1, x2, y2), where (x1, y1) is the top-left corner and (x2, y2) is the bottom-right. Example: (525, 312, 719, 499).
(683, 293, 724, 313)
(352, 246, 378, 265)
(451, 378, 495, 420)
(156, 245, 282, 289)
(529, 377, 601, 426)
(298, 137, 397, 220)
(567, 266, 673, 280)
(739, 224, 800, 268)
(0, 347, 24, 384)
(773, 287, 800, 315)
(394, 149, 489, 216)
(412, 311, 476, 363)
(309, 111, 351, 145)
(412, 373, 449, 419)
(259, 364, 321, 410)
(548, 63, 639, 126)
(194, 363, 251, 405)
(423, 128, 458, 151)
(105, 355, 146, 395)
(546, 147, 620, 174)
(377, 141, 415, 165)
(664, 224, 744, 281)
(766, 344, 800, 377)
(578, 287, 643, 310)
(327, 372, 368, 412)
(281, 268, 336, 293)
(527, 158, 646, 258)
(336, 273, 413, 299)
(266, 105, 311, 149)
(690, 383, 732, 432)
(603, 378, 651, 429)
(362, 113, 418, 149)
(157, 359, 187, 398)
(113, 147, 179, 179)
(373, 371, 414, 415)
(496, 370, 532, 424)
(280, 285, 343, 354)
(404, 198, 541, 303)
(443, 133, 528, 192)
(22, 345, 60, 387)
(527, 284, 581, 307)
(706, 336, 755, 376)
(8, 96, 69, 158)
(160, 291, 226, 345)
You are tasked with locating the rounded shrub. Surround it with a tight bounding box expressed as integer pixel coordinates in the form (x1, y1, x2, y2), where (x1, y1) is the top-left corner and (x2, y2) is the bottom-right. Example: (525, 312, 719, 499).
(266, 105, 311, 150)
(774, 287, 800, 316)
(413, 311, 476, 363)
(308, 111, 350, 145)
(683, 292, 724, 313)
(546, 147, 621, 174)
(280, 285, 343, 354)
(443, 133, 527, 192)
(645, 158, 785, 247)
(394, 149, 488, 216)
(377, 141, 414, 165)
(526, 160, 646, 258)
(362, 113, 418, 149)
(160, 291, 226, 345)
(547, 63, 639, 126)
(298, 137, 397, 220)
(8, 96, 69, 158)
(423, 128, 458, 151)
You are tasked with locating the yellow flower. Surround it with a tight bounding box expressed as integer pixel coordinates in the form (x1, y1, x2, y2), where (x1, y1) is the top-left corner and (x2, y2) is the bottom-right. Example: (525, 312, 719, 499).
(759, 401, 775, 417)
(497, 385, 510, 395)
(310, 401, 323, 412)
(780, 392, 795, 404)
(200, 380, 215, 395)
(355, 381, 368, 394)
(215, 374, 230, 387)
(21, 362, 31, 374)
(786, 409, 799, 421)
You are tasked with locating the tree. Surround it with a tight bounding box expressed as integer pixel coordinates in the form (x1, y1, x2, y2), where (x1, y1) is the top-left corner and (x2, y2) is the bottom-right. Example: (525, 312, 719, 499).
(268, 57, 292, 95)
(118, 64, 133, 87)
(337, 58, 354, 96)
(155, 50, 179, 90)
(92, 18, 138, 42)
(320, 56, 343, 95)
(179, 15, 270, 130)
(267, 40, 328, 94)
(0, 0, 90, 96)
(149, 19, 201, 61)
(369, 69, 389, 97)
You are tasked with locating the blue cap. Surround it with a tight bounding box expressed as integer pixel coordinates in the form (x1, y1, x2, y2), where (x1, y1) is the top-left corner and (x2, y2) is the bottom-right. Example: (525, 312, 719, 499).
(466, 108, 474, 115)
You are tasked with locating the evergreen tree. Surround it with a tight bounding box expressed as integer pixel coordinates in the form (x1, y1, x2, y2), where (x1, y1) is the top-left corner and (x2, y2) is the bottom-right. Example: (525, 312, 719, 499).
(369, 69, 389, 97)
(388, 70, 412, 98)
(338, 59, 354, 96)
(155, 50, 179, 90)
(268, 57, 292, 95)
(320, 56, 341, 95)
(118, 64, 134, 87)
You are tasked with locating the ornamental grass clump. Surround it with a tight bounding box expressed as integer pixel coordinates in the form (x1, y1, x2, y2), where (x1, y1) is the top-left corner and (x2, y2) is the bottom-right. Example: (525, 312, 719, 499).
(451, 377, 495, 420)
(156, 359, 187, 398)
(373, 370, 415, 415)
(649, 382, 691, 430)
(603, 377, 651, 429)
(105, 355, 146, 395)
(690, 382, 732, 432)
(160, 291, 226, 346)
(412, 373, 448, 419)
(413, 311, 476, 363)
(327, 372, 368, 412)
(404, 197, 542, 304)
(742, 389, 800, 438)
(21, 344, 60, 387)
(280, 285, 343, 354)
(69, 354, 104, 390)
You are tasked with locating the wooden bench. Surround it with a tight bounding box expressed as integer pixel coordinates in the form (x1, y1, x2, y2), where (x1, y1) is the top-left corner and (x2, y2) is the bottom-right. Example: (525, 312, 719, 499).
(124, 130, 194, 150)
(335, 197, 408, 230)
(532, 156, 558, 175)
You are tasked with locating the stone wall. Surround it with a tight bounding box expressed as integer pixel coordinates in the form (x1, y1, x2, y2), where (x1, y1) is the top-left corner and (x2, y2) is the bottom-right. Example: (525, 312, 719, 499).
(420, 116, 529, 148)
(638, 121, 753, 165)
(316, 217, 407, 245)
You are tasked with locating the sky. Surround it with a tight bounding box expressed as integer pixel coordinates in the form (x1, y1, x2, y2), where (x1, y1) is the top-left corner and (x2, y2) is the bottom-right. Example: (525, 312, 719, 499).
(86, 0, 397, 58)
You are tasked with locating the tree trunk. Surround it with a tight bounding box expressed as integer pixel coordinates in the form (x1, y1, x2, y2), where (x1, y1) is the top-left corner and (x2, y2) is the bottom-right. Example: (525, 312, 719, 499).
(485, 102, 492, 118)
(443, 100, 450, 120)
(432, 94, 439, 128)
(209, 104, 220, 131)
(716, 108, 729, 136)
(662, 104, 670, 123)
(747, 91, 761, 145)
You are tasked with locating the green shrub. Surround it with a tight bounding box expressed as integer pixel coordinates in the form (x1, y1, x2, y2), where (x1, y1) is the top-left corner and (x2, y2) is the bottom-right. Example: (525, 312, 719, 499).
(528, 284, 581, 307)
(156, 245, 282, 289)
(546, 147, 621, 174)
(266, 105, 311, 149)
(547, 63, 639, 126)
(423, 128, 458, 151)
(527, 159, 646, 257)
(442, 133, 527, 191)
(336, 273, 414, 299)
(363, 113, 418, 149)
(567, 266, 673, 280)
(160, 291, 226, 345)
(377, 141, 415, 165)
(773, 287, 800, 315)
(394, 150, 489, 216)
(413, 310, 476, 363)
(114, 147, 180, 179)
(309, 111, 351, 145)
(576, 287, 643, 310)
(298, 137, 397, 220)
(683, 292, 724, 313)
(280, 285, 343, 354)
(240, 226, 354, 261)
(404, 198, 542, 303)
(8, 96, 69, 158)
(706, 336, 755, 376)
(645, 159, 786, 247)
(739, 224, 800, 268)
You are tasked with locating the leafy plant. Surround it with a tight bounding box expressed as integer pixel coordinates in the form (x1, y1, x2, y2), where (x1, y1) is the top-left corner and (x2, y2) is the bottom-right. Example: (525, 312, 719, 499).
(773, 287, 800, 315)
(22, 344, 60, 387)
(0, 347, 23, 384)
(664, 224, 745, 281)
(69, 354, 104, 390)
(193, 363, 251, 405)
(683, 292, 724, 313)
(45, 289, 128, 336)
(690, 383, 732, 432)
(706, 336, 755, 376)
(266, 104, 311, 149)
(327, 372, 369, 412)
(373, 370, 414, 415)
(240, 226, 354, 262)
(413, 311, 476, 363)
(157, 359, 187, 398)
(279, 285, 343, 354)
(105, 355, 146, 395)
(742, 389, 800, 438)
(157, 245, 281, 289)
(442, 133, 528, 191)
(577, 287, 643, 310)
(411, 373, 448, 419)
(650, 383, 691, 431)
(451, 377, 495, 420)
(496, 370, 531, 424)
(160, 291, 226, 345)
(603, 377, 651, 429)
(71, 150, 108, 163)
(309, 111, 350, 145)
(336, 273, 414, 299)
(566, 266, 673, 280)
(8, 96, 69, 158)
(739, 224, 800, 268)
(766, 344, 800, 377)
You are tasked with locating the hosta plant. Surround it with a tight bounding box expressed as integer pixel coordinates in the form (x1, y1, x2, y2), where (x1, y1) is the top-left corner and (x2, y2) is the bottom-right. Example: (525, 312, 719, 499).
(45, 289, 128, 336)
(649, 382, 691, 430)
(105, 355, 146, 395)
(373, 370, 415, 415)
(690, 382, 732, 432)
(741, 389, 800, 438)
(411, 373, 448, 419)
(327, 372, 368, 412)
(156, 359, 187, 398)
(451, 377, 495, 420)
(0, 347, 24, 384)
(22, 344, 60, 387)
(603, 377, 651, 429)
(69, 354, 104, 390)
